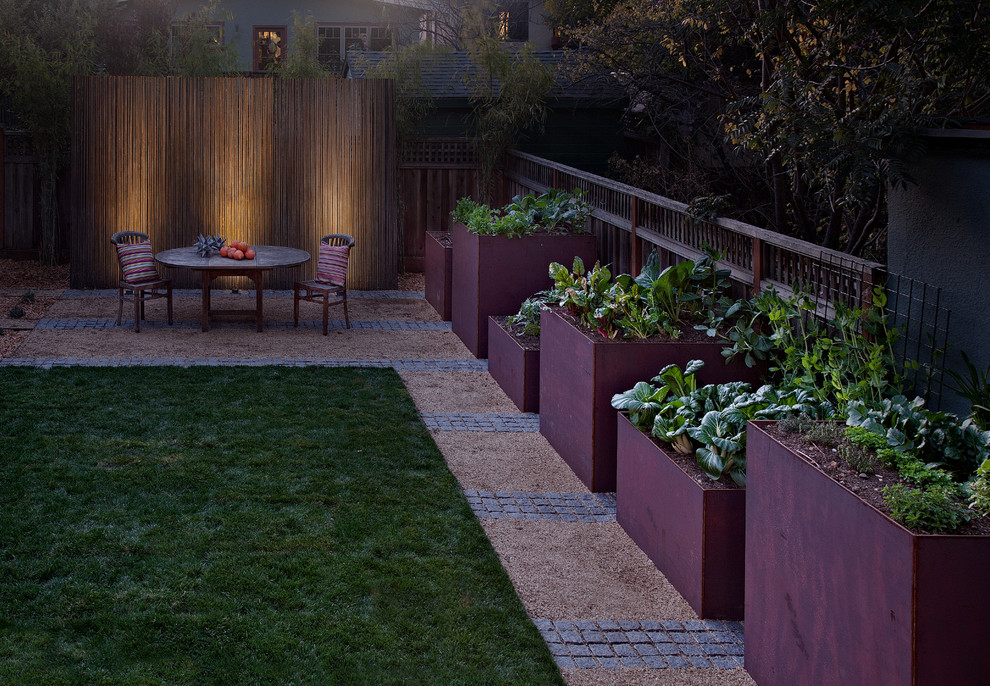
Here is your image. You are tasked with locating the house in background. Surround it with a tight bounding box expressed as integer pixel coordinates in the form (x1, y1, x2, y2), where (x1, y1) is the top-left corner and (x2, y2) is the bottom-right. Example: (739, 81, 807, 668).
(170, 0, 555, 74)
(347, 49, 626, 174)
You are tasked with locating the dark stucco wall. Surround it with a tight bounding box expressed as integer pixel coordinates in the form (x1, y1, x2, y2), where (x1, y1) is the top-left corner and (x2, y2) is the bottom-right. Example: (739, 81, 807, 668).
(887, 130, 990, 415)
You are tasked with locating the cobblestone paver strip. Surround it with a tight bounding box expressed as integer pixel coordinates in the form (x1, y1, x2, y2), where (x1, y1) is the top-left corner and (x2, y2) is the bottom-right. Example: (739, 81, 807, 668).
(419, 412, 541, 432)
(61, 289, 425, 299)
(0, 358, 488, 371)
(465, 490, 616, 522)
(35, 318, 450, 331)
(535, 618, 745, 670)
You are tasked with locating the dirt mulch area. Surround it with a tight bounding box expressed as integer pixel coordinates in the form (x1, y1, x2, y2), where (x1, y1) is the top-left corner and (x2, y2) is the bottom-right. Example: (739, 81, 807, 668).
(0, 258, 70, 290)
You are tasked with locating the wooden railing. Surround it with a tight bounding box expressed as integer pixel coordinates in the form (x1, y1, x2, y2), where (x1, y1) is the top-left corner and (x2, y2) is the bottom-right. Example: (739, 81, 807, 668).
(504, 151, 883, 307)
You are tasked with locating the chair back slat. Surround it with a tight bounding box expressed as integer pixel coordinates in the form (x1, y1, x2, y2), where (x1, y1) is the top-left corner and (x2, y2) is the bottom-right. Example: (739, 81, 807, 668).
(110, 231, 150, 246)
(321, 234, 355, 248)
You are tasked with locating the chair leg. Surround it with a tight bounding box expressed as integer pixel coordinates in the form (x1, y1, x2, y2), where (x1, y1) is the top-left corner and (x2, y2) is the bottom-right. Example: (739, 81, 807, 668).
(322, 291, 329, 336)
(134, 289, 141, 333)
(294, 286, 300, 328)
(117, 287, 124, 326)
(140, 291, 146, 322)
(342, 290, 350, 329)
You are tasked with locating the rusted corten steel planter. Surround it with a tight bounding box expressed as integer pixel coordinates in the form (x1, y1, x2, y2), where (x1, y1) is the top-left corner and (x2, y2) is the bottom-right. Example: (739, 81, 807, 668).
(424, 231, 453, 321)
(488, 316, 540, 413)
(450, 222, 597, 359)
(616, 414, 744, 619)
(744, 421, 990, 686)
(539, 308, 766, 492)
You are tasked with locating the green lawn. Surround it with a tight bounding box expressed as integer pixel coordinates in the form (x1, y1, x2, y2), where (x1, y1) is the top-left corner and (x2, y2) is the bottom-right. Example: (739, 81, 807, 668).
(0, 367, 564, 685)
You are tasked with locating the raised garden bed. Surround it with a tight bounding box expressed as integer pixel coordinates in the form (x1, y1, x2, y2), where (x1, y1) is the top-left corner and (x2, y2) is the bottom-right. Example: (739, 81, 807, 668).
(616, 413, 744, 619)
(488, 315, 540, 413)
(744, 420, 990, 686)
(451, 222, 596, 359)
(539, 307, 766, 492)
(424, 231, 452, 321)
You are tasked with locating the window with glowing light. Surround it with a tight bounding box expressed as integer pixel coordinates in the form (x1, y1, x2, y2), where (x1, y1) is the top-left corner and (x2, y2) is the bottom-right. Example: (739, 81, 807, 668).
(494, 0, 528, 41)
(254, 26, 286, 71)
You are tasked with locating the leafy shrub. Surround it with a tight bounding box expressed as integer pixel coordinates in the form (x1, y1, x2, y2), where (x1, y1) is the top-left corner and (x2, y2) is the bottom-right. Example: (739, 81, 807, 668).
(721, 285, 902, 412)
(548, 257, 623, 338)
(882, 483, 970, 533)
(946, 351, 990, 431)
(846, 395, 990, 481)
(614, 360, 834, 487)
(505, 291, 553, 337)
(451, 189, 591, 238)
(549, 247, 743, 341)
(969, 459, 990, 516)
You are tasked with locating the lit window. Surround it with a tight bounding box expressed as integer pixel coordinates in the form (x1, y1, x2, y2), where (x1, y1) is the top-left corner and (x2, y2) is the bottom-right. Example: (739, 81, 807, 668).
(254, 26, 286, 71)
(494, 0, 528, 41)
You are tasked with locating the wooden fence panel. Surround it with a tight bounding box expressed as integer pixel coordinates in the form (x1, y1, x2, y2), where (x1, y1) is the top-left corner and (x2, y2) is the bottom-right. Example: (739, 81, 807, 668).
(71, 76, 397, 290)
(398, 138, 477, 271)
(2, 131, 37, 252)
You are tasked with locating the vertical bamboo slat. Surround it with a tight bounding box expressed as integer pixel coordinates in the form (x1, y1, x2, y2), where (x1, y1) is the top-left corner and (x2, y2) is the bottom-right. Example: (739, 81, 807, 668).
(70, 76, 397, 290)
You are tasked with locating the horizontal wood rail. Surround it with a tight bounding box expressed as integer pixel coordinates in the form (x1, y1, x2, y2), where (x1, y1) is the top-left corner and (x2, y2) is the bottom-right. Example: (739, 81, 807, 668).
(504, 150, 883, 308)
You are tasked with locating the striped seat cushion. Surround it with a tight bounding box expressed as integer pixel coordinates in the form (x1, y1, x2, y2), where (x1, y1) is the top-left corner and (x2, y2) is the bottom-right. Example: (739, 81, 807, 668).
(316, 244, 349, 287)
(115, 241, 159, 284)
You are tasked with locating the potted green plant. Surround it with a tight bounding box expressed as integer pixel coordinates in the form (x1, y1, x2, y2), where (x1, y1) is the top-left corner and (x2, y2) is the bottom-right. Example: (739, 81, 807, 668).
(539, 251, 768, 492)
(612, 361, 829, 619)
(746, 409, 990, 686)
(488, 292, 550, 413)
(450, 190, 598, 358)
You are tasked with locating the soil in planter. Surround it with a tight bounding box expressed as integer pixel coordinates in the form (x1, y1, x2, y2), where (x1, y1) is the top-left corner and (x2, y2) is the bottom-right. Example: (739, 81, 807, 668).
(433, 233, 453, 248)
(640, 431, 740, 490)
(554, 309, 728, 345)
(766, 423, 990, 536)
(493, 315, 539, 351)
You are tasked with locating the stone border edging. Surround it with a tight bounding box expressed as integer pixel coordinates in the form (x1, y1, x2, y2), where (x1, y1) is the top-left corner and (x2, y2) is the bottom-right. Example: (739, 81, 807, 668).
(0, 358, 488, 371)
(535, 618, 745, 670)
(419, 412, 541, 432)
(466, 490, 616, 522)
(35, 318, 450, 331)
(59, 289, 426, 300)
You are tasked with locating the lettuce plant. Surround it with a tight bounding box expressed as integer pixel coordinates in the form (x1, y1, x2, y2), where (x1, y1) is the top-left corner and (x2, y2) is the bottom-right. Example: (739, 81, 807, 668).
(452, 189, 590, 237)
(615, 360, 834, 487)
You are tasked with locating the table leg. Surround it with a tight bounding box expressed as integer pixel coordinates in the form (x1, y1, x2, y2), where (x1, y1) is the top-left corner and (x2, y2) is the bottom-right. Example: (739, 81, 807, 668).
(252, 272, 264, 332)
(201, 270, 211, 332)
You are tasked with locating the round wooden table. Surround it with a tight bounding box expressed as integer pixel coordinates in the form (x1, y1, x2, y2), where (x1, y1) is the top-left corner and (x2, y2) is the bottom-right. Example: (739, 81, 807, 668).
(155, 246, 310, 332)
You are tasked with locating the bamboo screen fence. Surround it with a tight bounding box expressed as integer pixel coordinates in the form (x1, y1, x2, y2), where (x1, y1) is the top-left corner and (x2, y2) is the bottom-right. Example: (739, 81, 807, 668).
(70, 76, 397, 290)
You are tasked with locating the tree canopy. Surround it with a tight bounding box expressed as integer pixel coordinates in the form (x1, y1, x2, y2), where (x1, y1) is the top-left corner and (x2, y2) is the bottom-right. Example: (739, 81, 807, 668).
(556, 0, 990, 257)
